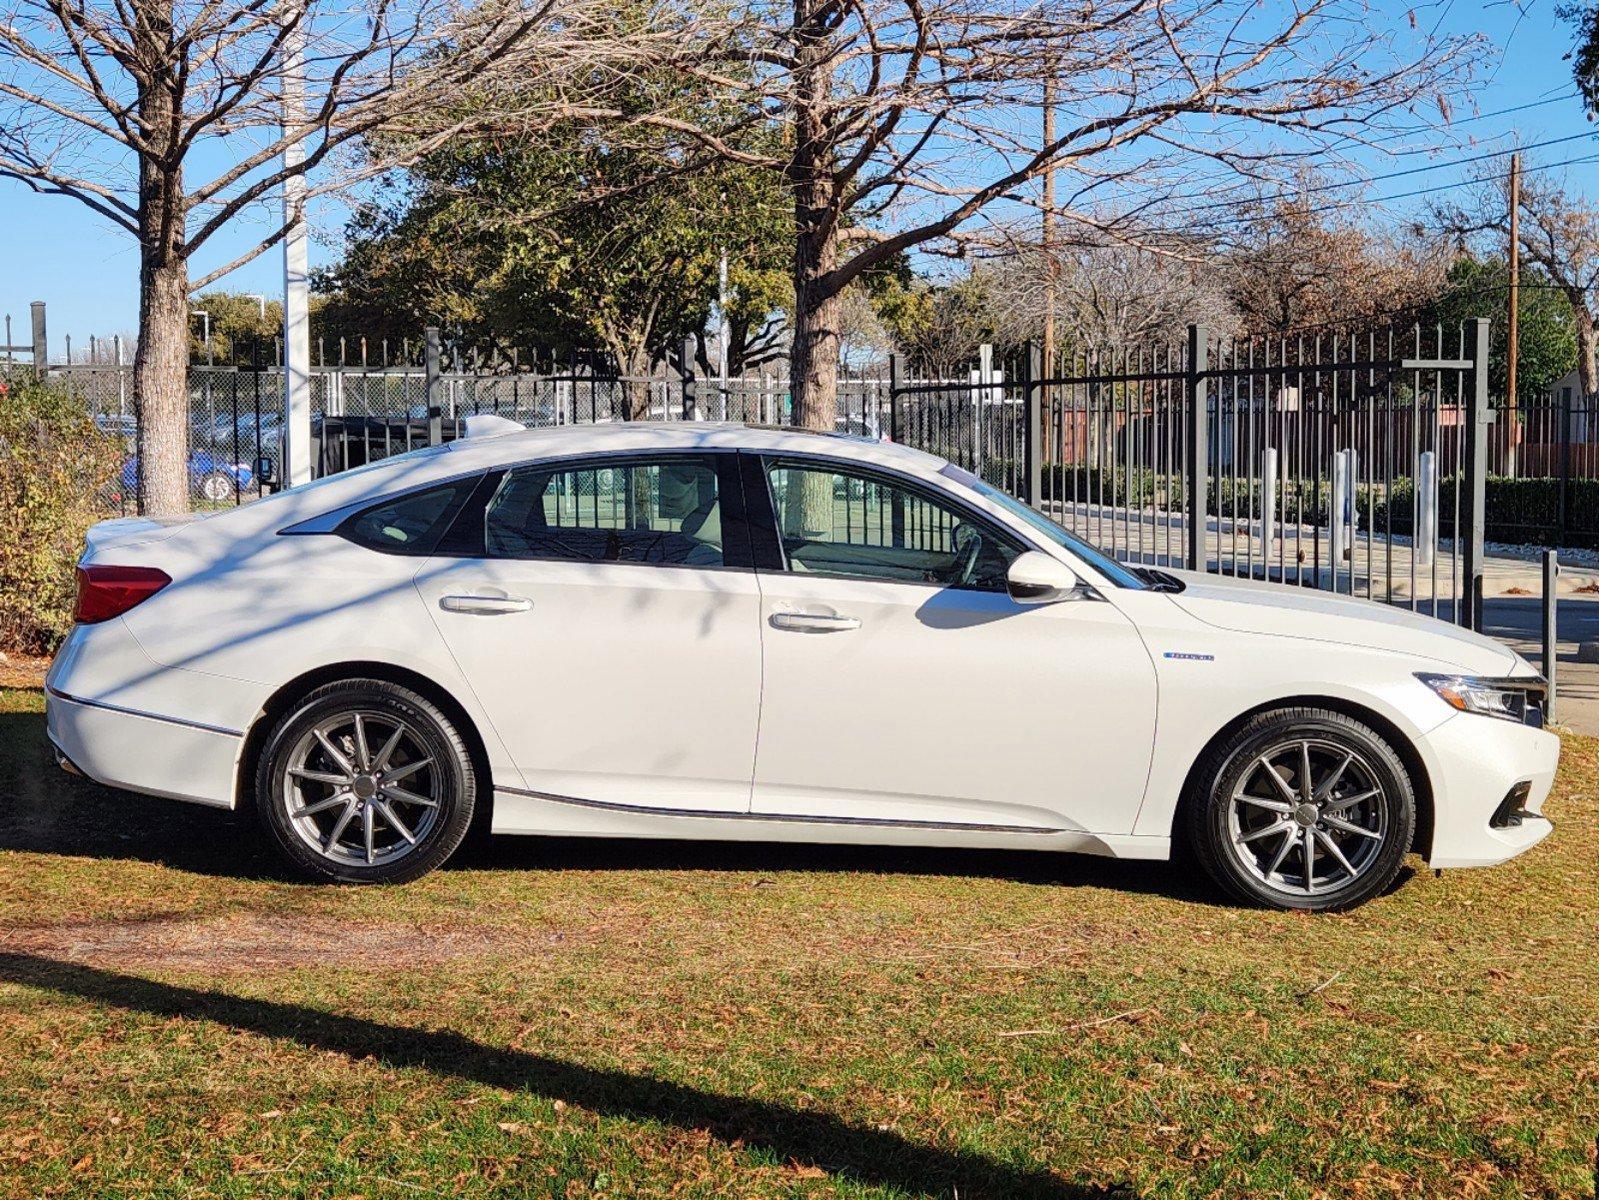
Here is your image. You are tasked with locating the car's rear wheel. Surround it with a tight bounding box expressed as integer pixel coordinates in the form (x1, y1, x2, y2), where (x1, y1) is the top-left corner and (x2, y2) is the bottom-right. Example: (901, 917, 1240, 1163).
(1186, 707, 1415, 911)
(256, 680, 475, 884)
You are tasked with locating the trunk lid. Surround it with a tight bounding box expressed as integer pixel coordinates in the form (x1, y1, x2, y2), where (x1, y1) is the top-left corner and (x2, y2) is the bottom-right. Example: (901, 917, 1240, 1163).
(82, 514, 208, 561)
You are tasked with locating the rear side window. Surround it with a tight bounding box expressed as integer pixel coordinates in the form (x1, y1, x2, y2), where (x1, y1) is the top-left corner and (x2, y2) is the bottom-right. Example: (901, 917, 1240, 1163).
(484, 456, 724, 567)
(339, 479, 477, 556)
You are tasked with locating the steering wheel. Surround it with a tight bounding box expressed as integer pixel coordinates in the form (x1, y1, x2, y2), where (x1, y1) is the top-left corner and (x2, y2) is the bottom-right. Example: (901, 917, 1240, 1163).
(948, 522, 983, 587)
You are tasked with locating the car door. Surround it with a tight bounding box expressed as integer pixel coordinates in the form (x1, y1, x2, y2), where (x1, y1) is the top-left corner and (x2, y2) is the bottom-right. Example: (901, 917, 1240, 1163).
(745, 453, 1157, 835)
(415, 451, 762, 813)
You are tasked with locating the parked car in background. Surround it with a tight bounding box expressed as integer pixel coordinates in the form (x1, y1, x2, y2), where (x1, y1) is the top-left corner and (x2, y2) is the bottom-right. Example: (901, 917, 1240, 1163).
(49, 422, 1557, 909)
(118, 448, 253, 503)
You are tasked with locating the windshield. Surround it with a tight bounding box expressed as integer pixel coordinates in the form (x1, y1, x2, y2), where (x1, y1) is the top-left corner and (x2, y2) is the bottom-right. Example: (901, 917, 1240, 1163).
(938, 464, 1147, 589)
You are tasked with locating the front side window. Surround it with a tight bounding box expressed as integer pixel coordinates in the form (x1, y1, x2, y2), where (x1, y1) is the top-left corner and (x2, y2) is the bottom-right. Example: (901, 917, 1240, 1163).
(485, 456, 724, 567)
(763, 459, 1020, 590)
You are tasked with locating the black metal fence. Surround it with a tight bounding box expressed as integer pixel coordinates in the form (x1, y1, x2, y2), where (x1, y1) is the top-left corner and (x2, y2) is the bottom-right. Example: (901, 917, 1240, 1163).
(894, 320, 1515, 629)
(14, 298, 1599, 636)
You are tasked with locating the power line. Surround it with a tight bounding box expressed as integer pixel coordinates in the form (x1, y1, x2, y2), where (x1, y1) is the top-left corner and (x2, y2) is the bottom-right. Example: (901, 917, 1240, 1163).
(1157, 129, 1598, 220)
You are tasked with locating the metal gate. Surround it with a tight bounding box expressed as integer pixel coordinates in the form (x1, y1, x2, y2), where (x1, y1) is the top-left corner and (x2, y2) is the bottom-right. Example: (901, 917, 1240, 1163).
(891, 319, 1492, 630)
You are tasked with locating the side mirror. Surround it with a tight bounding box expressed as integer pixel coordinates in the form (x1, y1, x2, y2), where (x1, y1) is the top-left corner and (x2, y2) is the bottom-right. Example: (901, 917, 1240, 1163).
(1006, 551, 1085, 605)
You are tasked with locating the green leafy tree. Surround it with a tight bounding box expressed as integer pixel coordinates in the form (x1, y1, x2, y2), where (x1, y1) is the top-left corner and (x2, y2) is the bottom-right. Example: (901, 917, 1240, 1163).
(1564, 4, 1599, 111)
(188, 293, 283, 363)
(1423, 256, 1577, 406)
(319, 99, 793, 415)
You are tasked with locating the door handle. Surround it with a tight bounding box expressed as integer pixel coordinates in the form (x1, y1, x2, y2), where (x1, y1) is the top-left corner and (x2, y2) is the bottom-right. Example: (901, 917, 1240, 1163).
(769, 611, 861, 633)
(439, 594, 532, 615)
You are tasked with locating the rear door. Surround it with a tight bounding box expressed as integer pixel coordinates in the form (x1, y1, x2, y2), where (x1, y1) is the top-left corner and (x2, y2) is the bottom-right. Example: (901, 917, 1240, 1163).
(415, 451, 762, 813)
(744, 453, 1158, 834)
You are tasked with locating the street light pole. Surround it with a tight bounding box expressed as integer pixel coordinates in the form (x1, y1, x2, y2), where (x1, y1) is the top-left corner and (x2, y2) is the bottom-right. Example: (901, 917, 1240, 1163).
(280, 3, 312, 487)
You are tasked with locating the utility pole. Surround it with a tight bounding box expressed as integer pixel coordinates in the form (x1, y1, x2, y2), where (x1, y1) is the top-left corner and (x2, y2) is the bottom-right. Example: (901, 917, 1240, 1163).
(1040, 75, 1057, 372)
(1506, 152, 1521, 475)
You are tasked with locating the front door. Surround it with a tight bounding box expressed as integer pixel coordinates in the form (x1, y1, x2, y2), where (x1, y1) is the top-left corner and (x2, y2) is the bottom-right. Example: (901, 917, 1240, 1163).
(416, 451, 761, 812)
(746, 455, 1157, 834)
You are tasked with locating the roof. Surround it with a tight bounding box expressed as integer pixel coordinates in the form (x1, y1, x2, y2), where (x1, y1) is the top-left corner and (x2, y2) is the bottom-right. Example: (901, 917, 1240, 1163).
(444, 420, 948, 474)
(213, 420, 954, 541)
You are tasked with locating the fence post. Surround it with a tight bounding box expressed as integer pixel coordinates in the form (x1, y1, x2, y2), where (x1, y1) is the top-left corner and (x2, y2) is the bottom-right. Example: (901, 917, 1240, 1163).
(1260, 447, 1278, 565)
(1461, 317, 1490, 631)
(424, 326, 442, 446)
(1024, 340, 1042, 506)
(680, 335, 698, 421)
(29, 301, 46, 378)
(888, 353, 901, 445)
(1542, 549, 1559, 723)
(1185, 324, 1210, 573)
(1558, 387, 1572, 546)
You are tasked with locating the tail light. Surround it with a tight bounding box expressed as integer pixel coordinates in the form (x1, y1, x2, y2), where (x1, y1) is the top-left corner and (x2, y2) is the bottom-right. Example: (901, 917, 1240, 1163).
(74, 565, 171, 624)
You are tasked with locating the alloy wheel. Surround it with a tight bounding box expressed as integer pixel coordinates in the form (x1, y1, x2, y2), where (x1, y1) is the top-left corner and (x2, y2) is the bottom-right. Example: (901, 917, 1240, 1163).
(280, 710, 442, 867)
(1225, 737, 1390, 897)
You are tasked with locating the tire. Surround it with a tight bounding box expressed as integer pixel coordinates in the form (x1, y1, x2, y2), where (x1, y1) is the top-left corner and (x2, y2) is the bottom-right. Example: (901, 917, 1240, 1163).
(198, 470, 235, 504)
(1185, 707, 1415, 912)
(255, 679, 476, 884)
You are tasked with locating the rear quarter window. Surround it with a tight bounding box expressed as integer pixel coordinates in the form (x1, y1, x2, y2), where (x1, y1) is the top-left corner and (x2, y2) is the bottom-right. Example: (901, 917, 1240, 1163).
(338, 478, 478, 556)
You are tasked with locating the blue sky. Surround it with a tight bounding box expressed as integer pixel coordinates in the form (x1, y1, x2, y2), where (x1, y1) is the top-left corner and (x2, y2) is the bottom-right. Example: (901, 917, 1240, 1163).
(2, 0, 1595, 349)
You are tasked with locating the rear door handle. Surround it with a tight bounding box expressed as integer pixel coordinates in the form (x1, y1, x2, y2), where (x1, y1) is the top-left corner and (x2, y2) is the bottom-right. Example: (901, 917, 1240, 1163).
(439, 594, 532, 615)
(769, 611, 861, 633)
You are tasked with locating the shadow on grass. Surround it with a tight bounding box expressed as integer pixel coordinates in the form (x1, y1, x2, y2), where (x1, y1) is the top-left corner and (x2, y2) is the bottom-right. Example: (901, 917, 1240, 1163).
(0, 951, 1129, 1199)
(0, 699, 1224, 905)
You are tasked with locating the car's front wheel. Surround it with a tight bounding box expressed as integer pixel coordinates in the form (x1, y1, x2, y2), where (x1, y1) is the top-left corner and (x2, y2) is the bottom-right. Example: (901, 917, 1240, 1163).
(1186, 707, 1415, 911)
(256, 680, 476, 884)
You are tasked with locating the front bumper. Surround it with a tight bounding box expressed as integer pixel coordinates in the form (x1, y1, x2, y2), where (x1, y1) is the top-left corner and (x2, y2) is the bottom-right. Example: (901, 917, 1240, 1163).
(1421, 711, 1559, 868)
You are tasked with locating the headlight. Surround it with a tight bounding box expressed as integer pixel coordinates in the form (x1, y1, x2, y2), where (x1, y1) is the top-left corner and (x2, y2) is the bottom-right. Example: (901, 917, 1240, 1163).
(1416, 673, 1547, 725)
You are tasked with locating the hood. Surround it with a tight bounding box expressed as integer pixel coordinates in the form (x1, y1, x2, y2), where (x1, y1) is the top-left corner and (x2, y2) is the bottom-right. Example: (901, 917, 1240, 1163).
(1163, 569, 1522, 676)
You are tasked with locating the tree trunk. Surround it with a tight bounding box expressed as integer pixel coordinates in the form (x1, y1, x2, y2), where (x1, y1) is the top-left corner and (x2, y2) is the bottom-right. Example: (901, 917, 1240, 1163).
(133, 39, 190, 517)
(1574, 309, 1599, 402)
(134, 252, 190, 515)
(787, 0, 840, 435)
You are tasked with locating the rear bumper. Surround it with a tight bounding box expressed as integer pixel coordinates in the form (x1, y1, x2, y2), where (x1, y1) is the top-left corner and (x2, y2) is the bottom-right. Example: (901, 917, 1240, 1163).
(1422, 712, 1559, 869)
(46, 687, 241, 810)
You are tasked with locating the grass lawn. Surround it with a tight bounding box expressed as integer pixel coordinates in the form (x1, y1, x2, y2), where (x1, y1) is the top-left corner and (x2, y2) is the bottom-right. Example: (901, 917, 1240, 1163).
(0, 682, 1595, 1198)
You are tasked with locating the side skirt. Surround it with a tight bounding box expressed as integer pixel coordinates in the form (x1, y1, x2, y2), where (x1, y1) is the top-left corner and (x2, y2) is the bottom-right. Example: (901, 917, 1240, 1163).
(491, 786, 1171, 860)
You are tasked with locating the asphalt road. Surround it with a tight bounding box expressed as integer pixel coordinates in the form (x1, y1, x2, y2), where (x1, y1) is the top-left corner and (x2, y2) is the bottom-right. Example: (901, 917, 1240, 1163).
(1482, 596, 1599, 734)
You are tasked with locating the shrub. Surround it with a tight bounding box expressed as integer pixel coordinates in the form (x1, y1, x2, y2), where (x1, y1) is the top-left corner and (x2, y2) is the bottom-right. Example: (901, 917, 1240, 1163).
(0, 378, 121, 654)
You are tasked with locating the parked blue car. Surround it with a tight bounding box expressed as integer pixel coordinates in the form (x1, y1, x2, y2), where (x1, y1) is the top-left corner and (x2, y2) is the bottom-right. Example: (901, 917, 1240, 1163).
(120, 449, 254, 503)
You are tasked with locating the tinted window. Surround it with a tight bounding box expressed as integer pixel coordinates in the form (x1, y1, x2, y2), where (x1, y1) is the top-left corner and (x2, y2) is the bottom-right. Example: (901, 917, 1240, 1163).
(340, 480, 474, 556)
(486, 457, 724, 567)
(937, 464, 1146, 589)
(764, 460, 1020, 590)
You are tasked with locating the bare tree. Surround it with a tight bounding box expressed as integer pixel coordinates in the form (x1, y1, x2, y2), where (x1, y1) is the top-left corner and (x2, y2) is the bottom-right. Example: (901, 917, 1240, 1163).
(0, 0, 660, 513)
(1435, 167, 1599, 400)
(982, 240, 1238, 350)
(1224, 192, 1449, 334)
(621, 0, 1477, 430)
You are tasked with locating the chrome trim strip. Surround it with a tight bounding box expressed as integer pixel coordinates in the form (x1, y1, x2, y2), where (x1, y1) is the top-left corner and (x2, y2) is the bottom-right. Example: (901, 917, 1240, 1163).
(496, 784, 1063, 835)
(46, 686, 243, 738)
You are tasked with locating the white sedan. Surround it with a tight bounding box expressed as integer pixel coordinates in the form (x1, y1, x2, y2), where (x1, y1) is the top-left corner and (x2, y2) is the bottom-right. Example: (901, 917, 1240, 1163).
(47, 422, 1558, 910)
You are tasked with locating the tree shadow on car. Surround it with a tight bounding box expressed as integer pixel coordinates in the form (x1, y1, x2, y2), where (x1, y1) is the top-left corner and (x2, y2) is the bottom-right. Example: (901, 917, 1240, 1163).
(0, 951, 1132, 1199)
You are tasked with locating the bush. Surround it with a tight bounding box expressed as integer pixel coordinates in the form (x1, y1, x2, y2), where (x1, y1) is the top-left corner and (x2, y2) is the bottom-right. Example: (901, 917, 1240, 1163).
(0, 378, 121, 654)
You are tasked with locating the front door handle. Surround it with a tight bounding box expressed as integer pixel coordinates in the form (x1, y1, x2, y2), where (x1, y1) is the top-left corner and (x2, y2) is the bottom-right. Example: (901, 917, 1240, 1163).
(439, 594, 532, 616)
(769, 611, 861, 633)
